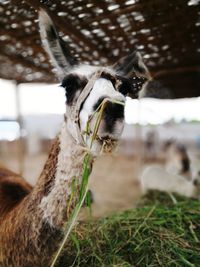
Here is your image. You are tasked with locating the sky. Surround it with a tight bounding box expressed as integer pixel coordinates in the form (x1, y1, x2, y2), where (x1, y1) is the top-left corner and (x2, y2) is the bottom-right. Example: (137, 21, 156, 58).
(0, 79, 200, 125)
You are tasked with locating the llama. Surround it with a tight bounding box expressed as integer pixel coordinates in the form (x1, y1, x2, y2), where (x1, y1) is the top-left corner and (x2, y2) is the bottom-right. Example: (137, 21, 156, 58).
(189, 153, 200, 184)
(141, 141, 200, 198)
(141, 165, 200, 198)
(163, 140, 191, 179)
(0, 10, 150, 267)
(164, 140, 200, 186)
(140, 137, 200, 198)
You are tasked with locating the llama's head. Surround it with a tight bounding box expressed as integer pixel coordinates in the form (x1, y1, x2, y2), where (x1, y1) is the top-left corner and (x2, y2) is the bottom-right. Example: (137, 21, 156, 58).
(39, 10, 150, 153)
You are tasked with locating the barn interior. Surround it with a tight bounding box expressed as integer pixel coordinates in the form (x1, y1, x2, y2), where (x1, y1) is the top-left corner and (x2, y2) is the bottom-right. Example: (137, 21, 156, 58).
(0, 0, 200, 266)
(0, 0, 200, 212)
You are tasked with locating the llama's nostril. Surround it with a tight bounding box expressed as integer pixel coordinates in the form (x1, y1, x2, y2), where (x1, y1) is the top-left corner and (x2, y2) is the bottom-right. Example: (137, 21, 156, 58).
(104, 102, 124, 133)
(93, 96, 125, 112)
(104, 102, 124, 119)
(93, 96, 125, 133)
(93, 96, 106, 111)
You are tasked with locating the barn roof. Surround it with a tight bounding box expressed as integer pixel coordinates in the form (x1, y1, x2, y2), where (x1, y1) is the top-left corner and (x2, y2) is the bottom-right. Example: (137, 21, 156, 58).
(0, 0, 199, 96)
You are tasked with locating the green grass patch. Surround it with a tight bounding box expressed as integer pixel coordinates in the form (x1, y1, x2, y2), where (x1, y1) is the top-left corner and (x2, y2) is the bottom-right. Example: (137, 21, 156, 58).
(57, 192, 200, 267)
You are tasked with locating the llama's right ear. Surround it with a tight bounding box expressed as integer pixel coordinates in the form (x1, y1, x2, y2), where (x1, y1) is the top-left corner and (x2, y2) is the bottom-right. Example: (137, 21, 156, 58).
(113, 51, 151, 79)
(39, 9, 77, 79)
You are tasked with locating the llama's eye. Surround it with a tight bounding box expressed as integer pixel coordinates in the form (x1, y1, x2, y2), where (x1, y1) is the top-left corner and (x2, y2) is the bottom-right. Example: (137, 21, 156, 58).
(61, 74, 87, 105)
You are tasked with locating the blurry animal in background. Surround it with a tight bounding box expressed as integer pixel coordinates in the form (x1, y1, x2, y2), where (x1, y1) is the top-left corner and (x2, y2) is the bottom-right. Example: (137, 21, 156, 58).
(163, 139, 191, 179)
(141, 165, 200, 198)
(0, 9, 150, 267)
(188, 151, 200, 187)
(141, 139, 200, 199)
(163, 139, 200, 184)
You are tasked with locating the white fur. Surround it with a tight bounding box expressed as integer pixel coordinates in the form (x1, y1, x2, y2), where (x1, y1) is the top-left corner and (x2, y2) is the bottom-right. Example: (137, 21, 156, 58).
(188, 152, 200, 181)
(165, 162, 181, 176)
(141, 144, 200, 199)
(39, 74, 126, 225)
(141, 165, 199, 198)
(80, 78, 125, 134)
(40, 122, 85, 226)
(39, 73, 127, 224)
(71, 65, 116, 77)
(164, 144, 200, 183)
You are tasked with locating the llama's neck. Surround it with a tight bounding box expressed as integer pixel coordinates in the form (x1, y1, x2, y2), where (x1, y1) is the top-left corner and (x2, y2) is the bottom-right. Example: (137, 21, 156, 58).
(0, 121, 93, 267)
(36, 121, 91, 228)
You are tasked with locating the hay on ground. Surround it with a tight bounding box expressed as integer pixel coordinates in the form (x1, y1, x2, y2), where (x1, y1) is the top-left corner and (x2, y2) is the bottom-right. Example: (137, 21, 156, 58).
(57, 191, 200, 267)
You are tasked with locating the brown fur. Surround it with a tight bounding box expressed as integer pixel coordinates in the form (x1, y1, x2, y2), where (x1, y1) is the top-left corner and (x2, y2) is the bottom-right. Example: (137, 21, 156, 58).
(0, 168, 32, 217)
(0, 137, 64, 267)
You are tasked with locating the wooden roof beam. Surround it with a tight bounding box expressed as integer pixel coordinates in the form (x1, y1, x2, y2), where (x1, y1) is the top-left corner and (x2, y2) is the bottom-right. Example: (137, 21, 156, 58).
(0, 72, 54, 84)
(14, 0, 108, 60)
(84, 0, 194, 25)
(0, 52, 52, 76)
(91, 1, 130, 46)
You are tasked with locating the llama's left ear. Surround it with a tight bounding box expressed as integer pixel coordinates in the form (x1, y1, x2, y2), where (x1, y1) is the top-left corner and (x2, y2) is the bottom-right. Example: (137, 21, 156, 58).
(39, 9, 77, 80)
(113, 51, 151, 79)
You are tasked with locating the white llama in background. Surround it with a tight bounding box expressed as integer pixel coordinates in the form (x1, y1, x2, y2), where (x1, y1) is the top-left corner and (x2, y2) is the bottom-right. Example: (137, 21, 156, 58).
(164, 140, 191, 178)
(141, 140, 200, 198)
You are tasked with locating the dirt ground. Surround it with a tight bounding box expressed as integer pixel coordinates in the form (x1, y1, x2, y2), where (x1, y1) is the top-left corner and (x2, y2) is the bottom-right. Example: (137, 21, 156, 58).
(83, 154, 142, 218)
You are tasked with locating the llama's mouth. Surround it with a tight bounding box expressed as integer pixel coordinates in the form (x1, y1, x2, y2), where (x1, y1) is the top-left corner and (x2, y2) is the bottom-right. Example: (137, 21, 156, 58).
(96, 135, 117, 153)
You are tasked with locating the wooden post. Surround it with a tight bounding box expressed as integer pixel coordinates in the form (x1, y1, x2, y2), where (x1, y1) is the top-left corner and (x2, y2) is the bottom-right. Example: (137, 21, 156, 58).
(15, 82, 24, 175)
(135, 100, 143, 174)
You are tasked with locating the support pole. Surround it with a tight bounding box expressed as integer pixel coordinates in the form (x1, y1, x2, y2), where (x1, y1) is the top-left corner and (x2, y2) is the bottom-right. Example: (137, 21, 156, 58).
(15, 82, 24, 175)
(135, 100, 143, 175)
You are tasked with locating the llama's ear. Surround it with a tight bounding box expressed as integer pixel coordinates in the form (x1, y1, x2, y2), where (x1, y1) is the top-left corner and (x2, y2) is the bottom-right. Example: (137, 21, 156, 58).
(39, 9, 77, 79)
(113, 51, 151, 79)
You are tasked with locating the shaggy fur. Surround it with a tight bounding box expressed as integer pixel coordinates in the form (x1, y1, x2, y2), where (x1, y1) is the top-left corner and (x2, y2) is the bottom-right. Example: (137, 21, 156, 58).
(0, 138, 62, 266)
(0, 128, 93, 267)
